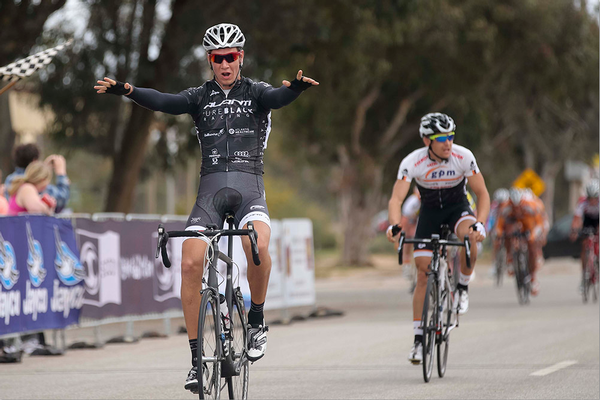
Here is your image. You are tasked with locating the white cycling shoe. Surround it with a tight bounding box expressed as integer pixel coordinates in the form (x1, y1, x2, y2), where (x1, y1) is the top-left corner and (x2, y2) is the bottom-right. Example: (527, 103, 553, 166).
(408, 341, 423, 364)
(247, 321, 268, 362)
(453, 288, 469, 314)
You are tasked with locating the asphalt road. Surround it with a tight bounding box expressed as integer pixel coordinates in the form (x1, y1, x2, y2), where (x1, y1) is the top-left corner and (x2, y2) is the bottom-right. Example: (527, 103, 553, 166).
(1, 258, 598, 399)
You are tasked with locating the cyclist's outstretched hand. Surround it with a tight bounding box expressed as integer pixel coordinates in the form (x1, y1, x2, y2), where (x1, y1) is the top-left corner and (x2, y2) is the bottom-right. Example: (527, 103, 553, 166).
(282, 70, 319, 92)
(94, 77, 133, 95)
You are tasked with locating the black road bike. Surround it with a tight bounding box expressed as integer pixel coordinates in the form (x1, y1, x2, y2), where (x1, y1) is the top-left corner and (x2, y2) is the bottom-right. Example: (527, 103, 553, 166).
(506, 230, 531, 305)
(157, 214, 261, 399)
(395, 225, 471, 383)
(580, 228, 599, 303)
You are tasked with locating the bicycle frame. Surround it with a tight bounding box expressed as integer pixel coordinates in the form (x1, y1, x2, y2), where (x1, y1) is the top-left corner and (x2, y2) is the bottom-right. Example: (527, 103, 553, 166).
(156, 217, 260, 398)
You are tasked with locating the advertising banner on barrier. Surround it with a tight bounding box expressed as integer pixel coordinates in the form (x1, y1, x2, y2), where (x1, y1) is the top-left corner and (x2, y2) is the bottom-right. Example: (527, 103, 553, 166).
(0, 215, 84, 336)
(75, 219, 184, 320)
(73, 217, 315, 322)
(281, 219, 316, 308)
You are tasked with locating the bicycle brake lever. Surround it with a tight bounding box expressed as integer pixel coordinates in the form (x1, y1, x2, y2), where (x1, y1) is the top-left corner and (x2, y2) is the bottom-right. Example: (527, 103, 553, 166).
(247, 222, 261, 266)
(397, 232, 405, 265)
(464, 235, 471, 270)
(157, 224, 171, 268)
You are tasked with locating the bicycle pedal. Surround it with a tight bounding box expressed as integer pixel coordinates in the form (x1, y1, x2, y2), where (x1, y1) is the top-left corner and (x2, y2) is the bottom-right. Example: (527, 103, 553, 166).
(410, 360, 421, 366)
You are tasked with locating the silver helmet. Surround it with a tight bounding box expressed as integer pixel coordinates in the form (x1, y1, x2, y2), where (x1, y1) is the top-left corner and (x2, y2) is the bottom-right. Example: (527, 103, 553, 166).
(586, 179, 599, 198)
(419, 113, 456, 138)
(203, 23, 245, 52)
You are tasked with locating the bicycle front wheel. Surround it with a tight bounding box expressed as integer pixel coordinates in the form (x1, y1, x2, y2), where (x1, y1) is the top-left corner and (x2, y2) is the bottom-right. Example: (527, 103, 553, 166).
(421, 273, 437, 383)
(583, 243, 594, 303)
(437, 279, 452, 378)
(514, 248, 530, 305)
(198, 292, 222, 399)
(226, 288, 249, 399)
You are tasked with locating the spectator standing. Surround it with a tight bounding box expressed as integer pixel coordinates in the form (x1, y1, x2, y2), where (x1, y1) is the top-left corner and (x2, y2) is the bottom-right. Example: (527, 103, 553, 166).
(7, 161, 55, 216)
(4, 144, 70, 213)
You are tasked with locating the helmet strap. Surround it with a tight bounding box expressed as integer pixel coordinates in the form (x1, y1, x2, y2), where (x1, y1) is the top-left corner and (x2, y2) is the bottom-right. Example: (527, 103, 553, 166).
(428, 143, 449, 163)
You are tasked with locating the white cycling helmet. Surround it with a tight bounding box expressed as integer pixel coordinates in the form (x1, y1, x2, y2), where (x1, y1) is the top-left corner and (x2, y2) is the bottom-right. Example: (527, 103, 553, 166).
(419, 112, 456, 138)
(493, 188, 509, 203)
(586, 179, 599, 198)
(203, 23, 245, 52)
(509, 187, 523, 205)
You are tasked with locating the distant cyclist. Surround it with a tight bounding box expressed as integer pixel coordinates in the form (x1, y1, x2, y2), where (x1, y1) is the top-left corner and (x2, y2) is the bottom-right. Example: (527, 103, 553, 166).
(95, 23, 318, 393)
(386, 112, 490, 364)
(495, 188, 545, 295)
(570, 179, 600, 280)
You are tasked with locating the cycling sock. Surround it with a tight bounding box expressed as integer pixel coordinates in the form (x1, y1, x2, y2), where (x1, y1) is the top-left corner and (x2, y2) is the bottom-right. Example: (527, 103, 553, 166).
(413, 320, 423, 337)
(189, 338, 198, 367)
(248, 301, 265, 328)
(457, 283, 468, 292)
(459, 271, 472, 286)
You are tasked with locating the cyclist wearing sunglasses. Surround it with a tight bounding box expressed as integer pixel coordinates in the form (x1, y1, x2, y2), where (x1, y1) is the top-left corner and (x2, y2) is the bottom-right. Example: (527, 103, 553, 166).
(385, 112, 490, 365)
(94, 22, 318, 393)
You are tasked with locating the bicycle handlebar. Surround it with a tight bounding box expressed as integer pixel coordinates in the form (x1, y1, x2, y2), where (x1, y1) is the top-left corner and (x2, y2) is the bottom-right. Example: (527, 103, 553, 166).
(397, 231, 471, 269)
(156, 223, 261, 268)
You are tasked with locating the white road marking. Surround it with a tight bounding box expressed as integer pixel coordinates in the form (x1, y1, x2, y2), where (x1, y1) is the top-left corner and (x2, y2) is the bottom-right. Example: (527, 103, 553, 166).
(531, 360, 578, 376)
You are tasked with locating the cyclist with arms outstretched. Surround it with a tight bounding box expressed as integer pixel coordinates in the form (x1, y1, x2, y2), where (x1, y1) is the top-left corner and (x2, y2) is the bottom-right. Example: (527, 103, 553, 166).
(94, 23, 318, 393)
(386, 113, 490, 364)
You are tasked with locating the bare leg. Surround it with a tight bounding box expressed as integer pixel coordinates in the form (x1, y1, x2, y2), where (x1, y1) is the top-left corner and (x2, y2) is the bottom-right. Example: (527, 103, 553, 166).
(180, 239, 208, 340)
(242, 221, 272, 304)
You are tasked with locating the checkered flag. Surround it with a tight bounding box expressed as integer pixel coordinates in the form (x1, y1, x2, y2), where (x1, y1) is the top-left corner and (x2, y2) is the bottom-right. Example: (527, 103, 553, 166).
(0, 39, 73, 83)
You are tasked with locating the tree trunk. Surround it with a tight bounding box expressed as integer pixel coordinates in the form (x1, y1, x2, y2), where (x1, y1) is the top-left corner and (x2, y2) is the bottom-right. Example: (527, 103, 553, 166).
(104, 106, 155, 212)
(540, 160, 561, 225)
(337, 147, 385, 266)
(0, 92, 16, 175)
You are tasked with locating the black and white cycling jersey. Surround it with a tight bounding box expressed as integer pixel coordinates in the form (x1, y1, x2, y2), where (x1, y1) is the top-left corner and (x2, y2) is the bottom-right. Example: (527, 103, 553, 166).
(397, 145, 480, 209)
(128, 77, 301, 176)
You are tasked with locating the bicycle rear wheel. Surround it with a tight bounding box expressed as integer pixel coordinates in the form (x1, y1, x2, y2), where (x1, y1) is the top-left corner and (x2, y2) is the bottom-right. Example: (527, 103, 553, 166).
(514, 249, 530, 305)
(583, 243, 594, 303)
(437, 279, 452, 378)
(226, 288, 249, 399)
(198, 292, 222, 399)
(495, 249, 506, 287)
(421, 274, 437, 383)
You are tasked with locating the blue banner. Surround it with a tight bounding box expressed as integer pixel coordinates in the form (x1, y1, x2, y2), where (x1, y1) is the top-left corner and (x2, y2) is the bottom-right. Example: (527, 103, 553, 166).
(0, 215, 84, 336)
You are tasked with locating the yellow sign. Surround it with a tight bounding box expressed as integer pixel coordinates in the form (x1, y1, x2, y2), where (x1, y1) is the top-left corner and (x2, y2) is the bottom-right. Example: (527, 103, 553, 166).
(513, 168, 546, 196)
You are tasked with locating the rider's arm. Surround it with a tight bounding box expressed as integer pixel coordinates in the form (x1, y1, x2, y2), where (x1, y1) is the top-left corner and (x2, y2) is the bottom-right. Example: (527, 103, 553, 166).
(388, 179, 411, 226)
(255, 84, 302, 110)
(127, 87, 192, 115)
(467, 173, 490, 226)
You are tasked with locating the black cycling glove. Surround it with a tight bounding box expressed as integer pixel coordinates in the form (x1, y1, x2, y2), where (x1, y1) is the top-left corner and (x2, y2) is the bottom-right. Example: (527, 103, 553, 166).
(288, 77, 313, 93)
(105, 80, 131, 96)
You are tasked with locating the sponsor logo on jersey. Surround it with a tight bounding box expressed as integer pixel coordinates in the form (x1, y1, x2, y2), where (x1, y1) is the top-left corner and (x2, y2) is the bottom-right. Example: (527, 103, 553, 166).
(414, 156, 429, 167)
(426, 168, 457, 180)
(190, 217, 202, 224)
(452, 152, 463, 160)
(209, 90, 220, 96)
(250, 205, 265, 210)
(228, 127, 254, 136)
(204, 128, 225, 138)
(209, 148, 220, 165)
(461, 211, 469, 217)
(233, 151, 249, 157)
(417, 243, 426, 249)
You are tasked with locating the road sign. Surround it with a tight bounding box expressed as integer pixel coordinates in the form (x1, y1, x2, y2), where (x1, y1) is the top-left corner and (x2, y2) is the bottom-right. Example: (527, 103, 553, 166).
(513, 168, 545, 196)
